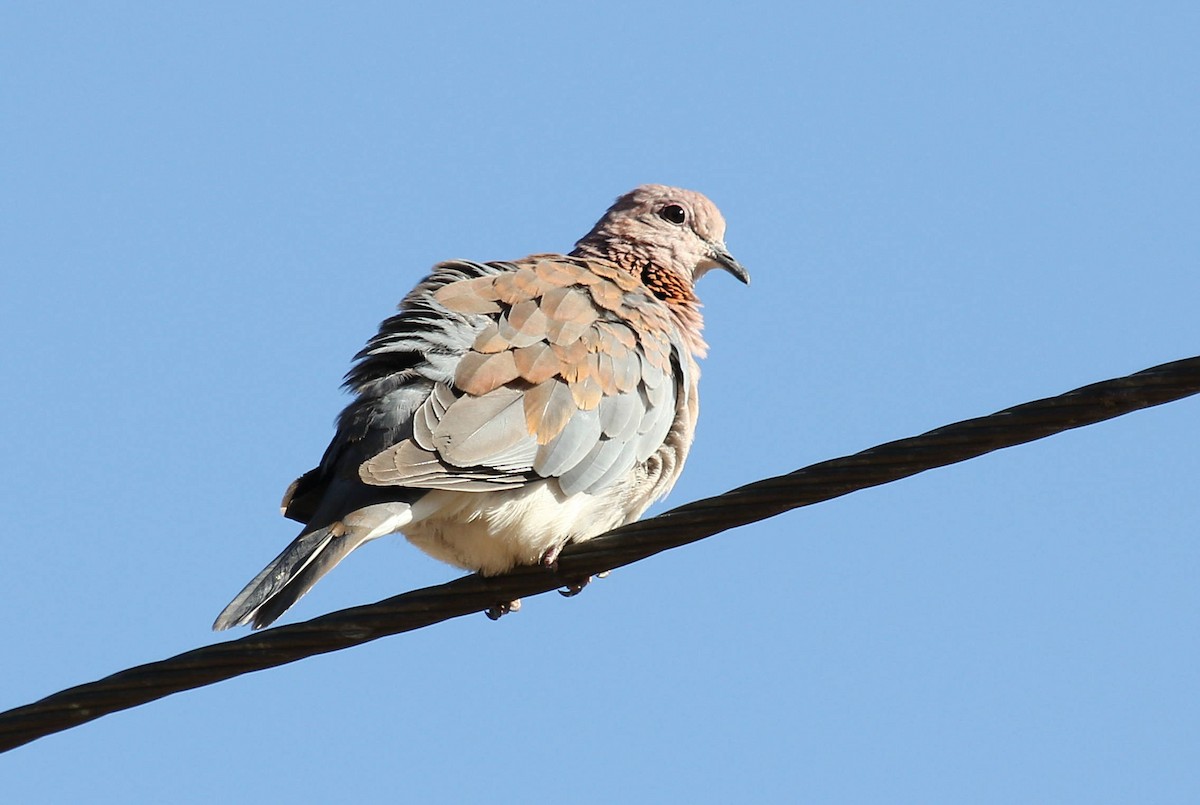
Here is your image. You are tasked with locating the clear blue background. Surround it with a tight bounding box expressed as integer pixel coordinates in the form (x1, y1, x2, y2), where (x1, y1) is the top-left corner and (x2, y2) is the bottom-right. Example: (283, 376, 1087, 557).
(3, 3, 1198, 802)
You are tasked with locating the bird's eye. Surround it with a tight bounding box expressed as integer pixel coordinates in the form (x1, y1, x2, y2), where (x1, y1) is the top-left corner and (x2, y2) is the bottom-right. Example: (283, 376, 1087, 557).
(659, 204, 687, 225)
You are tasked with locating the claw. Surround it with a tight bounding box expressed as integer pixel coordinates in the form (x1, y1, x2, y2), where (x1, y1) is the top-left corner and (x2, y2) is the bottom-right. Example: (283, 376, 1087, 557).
(559, 577, 591, 597)
(485, 598, 521, 620)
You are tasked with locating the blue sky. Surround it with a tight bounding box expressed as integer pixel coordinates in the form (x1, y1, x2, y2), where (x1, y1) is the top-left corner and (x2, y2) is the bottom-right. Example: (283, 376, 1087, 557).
(3, 3, 1198, 802)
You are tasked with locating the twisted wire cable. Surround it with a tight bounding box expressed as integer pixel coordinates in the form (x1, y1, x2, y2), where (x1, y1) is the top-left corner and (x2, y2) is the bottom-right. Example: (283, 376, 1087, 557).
(1, 355, 1197, 753)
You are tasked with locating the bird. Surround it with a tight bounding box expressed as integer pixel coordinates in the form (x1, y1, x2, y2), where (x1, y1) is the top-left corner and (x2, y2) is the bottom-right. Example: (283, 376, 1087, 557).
(213, 184, 748, 630)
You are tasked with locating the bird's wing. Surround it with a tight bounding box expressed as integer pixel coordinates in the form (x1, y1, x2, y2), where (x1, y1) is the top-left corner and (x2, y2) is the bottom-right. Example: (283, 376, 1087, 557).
(356, 255, 690, 497)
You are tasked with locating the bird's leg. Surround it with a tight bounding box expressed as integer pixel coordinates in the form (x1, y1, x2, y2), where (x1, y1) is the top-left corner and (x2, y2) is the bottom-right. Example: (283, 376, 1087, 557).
(539, 542, 566, 570)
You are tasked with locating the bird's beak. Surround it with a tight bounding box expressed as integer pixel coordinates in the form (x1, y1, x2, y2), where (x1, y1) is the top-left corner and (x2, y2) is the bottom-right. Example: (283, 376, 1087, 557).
(706, 242, 750, 284)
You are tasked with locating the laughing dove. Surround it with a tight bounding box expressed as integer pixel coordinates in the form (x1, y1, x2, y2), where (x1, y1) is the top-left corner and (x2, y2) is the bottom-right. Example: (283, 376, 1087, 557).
(213, 184, 748, 630)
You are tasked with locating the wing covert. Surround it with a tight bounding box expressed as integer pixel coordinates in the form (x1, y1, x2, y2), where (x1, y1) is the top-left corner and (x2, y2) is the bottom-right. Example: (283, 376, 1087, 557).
(358, 256, 687, 496)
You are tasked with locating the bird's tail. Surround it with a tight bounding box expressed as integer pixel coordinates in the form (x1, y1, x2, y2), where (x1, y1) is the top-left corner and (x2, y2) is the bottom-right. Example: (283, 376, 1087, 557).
(212, 502, 412, 631)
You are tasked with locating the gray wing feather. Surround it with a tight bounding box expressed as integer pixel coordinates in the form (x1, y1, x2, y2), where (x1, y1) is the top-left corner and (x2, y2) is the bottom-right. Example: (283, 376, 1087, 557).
(362, 440, 530, 490)
(431, 387, 529, 467)
(597, 390, 643, 441)
(559, 435, 632, 496)
(533, 405, 602, 478)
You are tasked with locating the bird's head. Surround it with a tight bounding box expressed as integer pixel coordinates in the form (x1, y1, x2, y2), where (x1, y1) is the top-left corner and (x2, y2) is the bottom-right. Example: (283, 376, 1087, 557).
(573, 184, 749, 287)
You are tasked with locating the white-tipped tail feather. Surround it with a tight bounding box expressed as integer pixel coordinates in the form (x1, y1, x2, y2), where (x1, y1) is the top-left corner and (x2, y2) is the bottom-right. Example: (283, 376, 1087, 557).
(212, 503, 413, 630)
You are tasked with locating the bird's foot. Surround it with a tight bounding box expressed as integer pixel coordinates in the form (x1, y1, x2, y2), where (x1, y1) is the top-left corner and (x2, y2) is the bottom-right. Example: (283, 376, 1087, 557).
(485, 598, 521, 620)
(560, 570, 611, 597)
(540, 543, 591, 596)
(559, 577, 590, 597)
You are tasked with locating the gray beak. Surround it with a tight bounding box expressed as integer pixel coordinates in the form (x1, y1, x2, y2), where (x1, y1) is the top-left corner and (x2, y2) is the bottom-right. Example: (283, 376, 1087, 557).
(708, 242, 750, 284)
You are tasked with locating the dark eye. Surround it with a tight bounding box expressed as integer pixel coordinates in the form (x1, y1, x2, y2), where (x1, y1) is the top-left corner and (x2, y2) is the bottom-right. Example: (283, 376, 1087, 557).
(659, 204, 687, 225)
